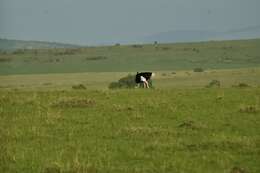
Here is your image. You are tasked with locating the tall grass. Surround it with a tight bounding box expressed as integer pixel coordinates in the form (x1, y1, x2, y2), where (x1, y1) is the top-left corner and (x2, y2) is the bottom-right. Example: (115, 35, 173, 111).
(0, 88, 259, 173)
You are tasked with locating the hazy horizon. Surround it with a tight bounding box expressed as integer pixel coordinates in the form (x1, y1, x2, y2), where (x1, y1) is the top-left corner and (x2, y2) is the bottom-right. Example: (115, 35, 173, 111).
(1, 0, 260, 45)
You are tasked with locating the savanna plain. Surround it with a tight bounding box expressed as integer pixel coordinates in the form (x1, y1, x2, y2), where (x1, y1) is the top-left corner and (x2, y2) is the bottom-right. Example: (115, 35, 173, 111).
(0, 39, 260, 173)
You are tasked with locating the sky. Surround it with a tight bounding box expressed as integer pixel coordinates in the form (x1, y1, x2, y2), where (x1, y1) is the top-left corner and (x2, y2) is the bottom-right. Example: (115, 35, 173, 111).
(0, 0, 260, 45)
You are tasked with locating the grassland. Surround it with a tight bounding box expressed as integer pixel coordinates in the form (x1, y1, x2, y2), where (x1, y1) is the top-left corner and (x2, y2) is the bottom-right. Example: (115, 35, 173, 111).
(1, 88, 260, 173)
(1, 39, 260, 173)
(0, 39, 260, 75)
(0, 68, 260, 90)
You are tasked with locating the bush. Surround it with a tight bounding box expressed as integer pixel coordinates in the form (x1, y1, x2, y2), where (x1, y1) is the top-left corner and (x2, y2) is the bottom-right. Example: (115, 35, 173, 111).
(161, 47, 170, 51)
(237, 83, 250, 88)
(193, 68, 204, 72)
(109, 74, 136, 89)
(192, 48, 200, 53)
(72, 84, 86, 90)
(161, 73, 167, 76)
(230, 166, 246, 173)
(12, 49, 25, 55)
(85, 56, 107, 61)
(108, 82, 122, 89)
(206, 80, 220, 88)
(131, 45, 143, 48)
(0, 57, 11, 63)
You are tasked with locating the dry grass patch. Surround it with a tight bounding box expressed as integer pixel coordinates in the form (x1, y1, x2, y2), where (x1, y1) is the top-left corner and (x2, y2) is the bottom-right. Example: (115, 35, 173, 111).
(52, 98, 96, 108)
(239, 104, 259, 113)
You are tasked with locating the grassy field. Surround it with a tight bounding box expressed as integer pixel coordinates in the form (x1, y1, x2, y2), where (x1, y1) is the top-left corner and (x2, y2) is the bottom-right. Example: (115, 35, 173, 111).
(1, 39, 260, 173)
(1, 88, 260, 173)
(1, 39, 260, 75)
(1, 68, 260, 90)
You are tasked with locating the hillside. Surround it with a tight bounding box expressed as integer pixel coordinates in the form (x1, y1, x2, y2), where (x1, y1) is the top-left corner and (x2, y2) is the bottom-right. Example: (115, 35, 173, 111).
(0, 38, 81, 50)
(0, 39, 260, 75)
(144, 25, 260, 43)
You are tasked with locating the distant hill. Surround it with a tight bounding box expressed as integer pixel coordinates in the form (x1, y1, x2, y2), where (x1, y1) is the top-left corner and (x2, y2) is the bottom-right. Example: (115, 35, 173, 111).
(1, 38, 260, 75)
(144, 25, 260, 43)
(0, 38, 81, 50)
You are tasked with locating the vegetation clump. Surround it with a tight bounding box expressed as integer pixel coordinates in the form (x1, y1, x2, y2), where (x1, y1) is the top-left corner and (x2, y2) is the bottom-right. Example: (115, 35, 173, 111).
(206, 80, 221, 88)
(230, 166, 247, 173)
(233, 82, 250, 88)
(161, 73, 167, 76)
(192, 48, 200, 53)
(72, 84, 86, 90)
(0, 57, 11, 63)
(132, 44, 143, 48)
(12, 49, 25, 55)
(161, 47, 170, 51)
(178, 120, 196, 129)
(85, 56, 107, 61)
(193, 67, 204, 72)
(239, 105, 259, 113)
(238, 83, 250, 88)
(109, 74, 136, 89)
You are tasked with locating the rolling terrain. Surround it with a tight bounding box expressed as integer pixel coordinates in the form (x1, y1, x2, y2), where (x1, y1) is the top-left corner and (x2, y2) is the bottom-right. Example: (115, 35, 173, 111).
(0, 39, 260, 173)
(0, 38, 81, 50)
(0, 39, 260, 75)
(144, 25, 260, 43)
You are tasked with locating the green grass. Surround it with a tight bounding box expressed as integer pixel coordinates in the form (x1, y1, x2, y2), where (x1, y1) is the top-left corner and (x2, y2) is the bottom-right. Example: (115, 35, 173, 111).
(1, 88, 260, 173)
(1, 38, 260, 173)
(1, 68, 260, 90)
(1, 39, 260, 75)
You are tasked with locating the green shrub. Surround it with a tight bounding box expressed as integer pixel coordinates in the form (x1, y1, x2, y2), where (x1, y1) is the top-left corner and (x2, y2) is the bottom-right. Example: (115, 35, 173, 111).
(109, 74, 136, 89)
(0, 57, 11, 63)
(192, 48, 200, 53)
(237, 83, 250, 88)
(85, 56, 107, 61)
(193, 67, 204, 72)
(232, 83, 250, 88)
(230, 167, 246, 173)
(132, 44, 143, 48)
(72, 84, 86, 90)
(162, 73, 167, 76)
(206, 80, 220, 88)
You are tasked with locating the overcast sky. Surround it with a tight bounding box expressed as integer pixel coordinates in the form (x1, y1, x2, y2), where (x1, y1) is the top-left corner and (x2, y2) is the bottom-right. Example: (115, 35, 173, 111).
(0, 0, 259, 45)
